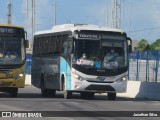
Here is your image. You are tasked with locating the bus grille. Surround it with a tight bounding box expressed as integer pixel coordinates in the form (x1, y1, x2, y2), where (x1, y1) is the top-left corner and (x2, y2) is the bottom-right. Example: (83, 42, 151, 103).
(85, 85, 115, 91)
(86, 80, 114, 83)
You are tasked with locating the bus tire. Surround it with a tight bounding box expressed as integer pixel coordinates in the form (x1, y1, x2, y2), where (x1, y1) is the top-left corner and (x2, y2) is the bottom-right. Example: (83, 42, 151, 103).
(108, 93, 116, 100)
(64, 91, 72, 99)
(40, 75, 48, 97)
(41, 88, 47, 97)
(10, 88, 18, 98)
(62, 78, 72, 99)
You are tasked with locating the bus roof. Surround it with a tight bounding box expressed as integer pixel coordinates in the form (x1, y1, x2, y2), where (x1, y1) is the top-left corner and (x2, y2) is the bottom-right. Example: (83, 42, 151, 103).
(0, 24, 23, 29)
(34, 24, 125, 35)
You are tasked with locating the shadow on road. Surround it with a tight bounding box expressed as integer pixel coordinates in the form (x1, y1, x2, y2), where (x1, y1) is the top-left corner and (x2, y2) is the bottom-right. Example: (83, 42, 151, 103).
(0, 91, 155, 101)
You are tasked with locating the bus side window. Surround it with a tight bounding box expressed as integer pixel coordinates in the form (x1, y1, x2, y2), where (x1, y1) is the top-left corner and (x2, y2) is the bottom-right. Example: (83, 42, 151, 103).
(63, 41, 68, 55)
(48, 36, 52, 53)
(45, 36, 50, 54)
(62, 34, 68, 55)
(68, 40, 72, 54)
(51, 35, 55, 54)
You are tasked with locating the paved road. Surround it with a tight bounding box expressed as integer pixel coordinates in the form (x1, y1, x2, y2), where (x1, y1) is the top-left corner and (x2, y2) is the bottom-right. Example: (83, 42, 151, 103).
(0, 86, 160, 120)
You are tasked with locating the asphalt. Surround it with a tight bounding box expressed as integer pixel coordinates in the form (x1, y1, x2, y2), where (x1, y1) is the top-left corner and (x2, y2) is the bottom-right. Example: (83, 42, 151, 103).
(0, 86, 159, 120)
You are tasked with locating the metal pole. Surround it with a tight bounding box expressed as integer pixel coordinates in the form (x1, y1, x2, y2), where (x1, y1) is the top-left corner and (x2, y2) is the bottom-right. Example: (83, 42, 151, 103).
(9, 0, 13, 24)
(155, 50, 159, 82)
(146, 50, 148, 82)
(25, 0, 28, 32)
(7, 1, 12, 24)
(128, 54, 130, 80)
(148, 51, 149, 82)
(107, 0, 109, 27)
(104, 10, 106, 26)
(136, 51, 139, 81)
(54, 0, 56, 26)
(32, 0, 33, 38)
(34, 0, 35, 33)
(32, 0, 35, 40)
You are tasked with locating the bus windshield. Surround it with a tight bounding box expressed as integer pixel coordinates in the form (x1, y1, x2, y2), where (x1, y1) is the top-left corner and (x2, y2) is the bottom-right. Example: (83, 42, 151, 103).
(0, 37, 25, 65)
(74, 36, 127, 70)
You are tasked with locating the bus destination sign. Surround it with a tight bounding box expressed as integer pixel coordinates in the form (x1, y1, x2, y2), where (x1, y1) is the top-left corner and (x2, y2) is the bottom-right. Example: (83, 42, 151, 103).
(0, 27, 14, 34)
(75, 34, 100, 40)
(0, 26, 24, 37)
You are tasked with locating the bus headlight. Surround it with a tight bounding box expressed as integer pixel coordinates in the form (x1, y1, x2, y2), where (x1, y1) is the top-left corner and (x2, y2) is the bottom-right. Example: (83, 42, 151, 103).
(74, 73, 86, 81)
(15, 73, 24, 80)
(116, 76, 127, 83)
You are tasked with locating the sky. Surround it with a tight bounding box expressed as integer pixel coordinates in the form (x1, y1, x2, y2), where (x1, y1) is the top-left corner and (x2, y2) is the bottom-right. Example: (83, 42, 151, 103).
(0, 0, 160, 43)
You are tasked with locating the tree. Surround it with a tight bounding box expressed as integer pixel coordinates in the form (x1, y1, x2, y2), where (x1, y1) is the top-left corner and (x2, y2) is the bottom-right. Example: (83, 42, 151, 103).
(150, 39, 160, 50)
(137, 39, 150, 51)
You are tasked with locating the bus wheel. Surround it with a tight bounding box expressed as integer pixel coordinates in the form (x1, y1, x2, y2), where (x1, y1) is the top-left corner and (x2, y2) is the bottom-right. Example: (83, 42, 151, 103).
(108, 93, 116, 100)
(41, 82, 48, 97)
(10, 88, 18, 98)
(64, 91, 72, 99)
(41, 74, 47, 97)
(63, 80, 72, 99)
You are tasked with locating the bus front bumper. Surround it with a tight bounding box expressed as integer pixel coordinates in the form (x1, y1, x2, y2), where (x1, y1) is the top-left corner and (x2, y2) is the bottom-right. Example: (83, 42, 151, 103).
(0, 78, 25, 88)
(73, 80, 127, 93)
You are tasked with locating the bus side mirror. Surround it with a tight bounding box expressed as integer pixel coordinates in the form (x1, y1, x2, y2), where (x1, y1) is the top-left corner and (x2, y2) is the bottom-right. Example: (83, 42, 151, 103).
(25, 40, 29, 48)
(129, 45, 132, 53)
(127, 37, 132, 53)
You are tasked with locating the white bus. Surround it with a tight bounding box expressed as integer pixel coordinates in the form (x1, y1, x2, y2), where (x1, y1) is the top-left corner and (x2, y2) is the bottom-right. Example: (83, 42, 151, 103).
(31, 24, 132, 100)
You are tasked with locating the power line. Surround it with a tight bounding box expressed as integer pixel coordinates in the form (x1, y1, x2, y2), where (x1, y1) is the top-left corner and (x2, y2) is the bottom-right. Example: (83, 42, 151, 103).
(130, 31, 160, 36)
(128, 27, 160, 33)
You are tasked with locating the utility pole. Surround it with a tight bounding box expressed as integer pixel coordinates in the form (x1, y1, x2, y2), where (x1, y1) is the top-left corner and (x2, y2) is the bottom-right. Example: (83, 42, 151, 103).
(54, 0, 56, 26)
(32, 0, 35, 40)
(7, 1, 12, 24)
(112, 0, 122, 29)
(25, 0, 29, 32)
(105, 0, 109, 27)
(33, 0, 36, 34)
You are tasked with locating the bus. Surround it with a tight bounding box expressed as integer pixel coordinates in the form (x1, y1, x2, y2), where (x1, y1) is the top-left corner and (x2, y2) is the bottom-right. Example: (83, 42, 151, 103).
(0, 24, 29, 97)
(32, 24, 132, 100)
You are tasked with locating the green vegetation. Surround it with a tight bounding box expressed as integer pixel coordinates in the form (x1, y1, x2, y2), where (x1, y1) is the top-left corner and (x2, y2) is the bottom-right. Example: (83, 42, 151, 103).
(137, 39, 160, 51)
(150, 39, 160, 50)
(137, 39, 150, 50)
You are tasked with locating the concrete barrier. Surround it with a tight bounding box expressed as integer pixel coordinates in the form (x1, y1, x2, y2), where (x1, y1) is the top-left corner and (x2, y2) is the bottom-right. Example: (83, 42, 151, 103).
(118, 81, 160, 100)
(25, 75, 31, 85)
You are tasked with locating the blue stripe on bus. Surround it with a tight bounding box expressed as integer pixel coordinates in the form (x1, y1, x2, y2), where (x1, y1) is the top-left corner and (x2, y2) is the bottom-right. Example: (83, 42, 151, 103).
(60, 57, 71, 90)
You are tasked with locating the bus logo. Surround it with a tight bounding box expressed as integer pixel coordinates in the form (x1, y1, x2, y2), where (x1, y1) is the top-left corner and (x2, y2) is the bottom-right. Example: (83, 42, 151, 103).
(97, 76, 106, 81)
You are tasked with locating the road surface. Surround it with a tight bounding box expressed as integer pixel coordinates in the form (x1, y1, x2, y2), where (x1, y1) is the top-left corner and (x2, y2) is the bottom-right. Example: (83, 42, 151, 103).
(0, 86, 159, 120)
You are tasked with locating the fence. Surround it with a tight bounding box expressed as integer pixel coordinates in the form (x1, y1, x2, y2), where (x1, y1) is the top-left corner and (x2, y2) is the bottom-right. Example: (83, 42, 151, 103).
(26, 54, 32, 75)
(25, 51, 160, 82)
(129, 50, 160, 82)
